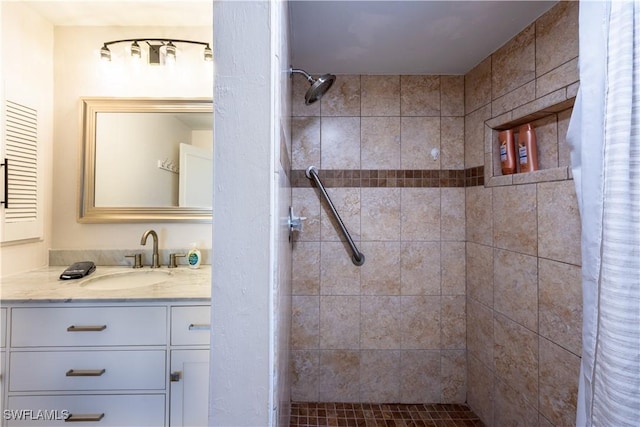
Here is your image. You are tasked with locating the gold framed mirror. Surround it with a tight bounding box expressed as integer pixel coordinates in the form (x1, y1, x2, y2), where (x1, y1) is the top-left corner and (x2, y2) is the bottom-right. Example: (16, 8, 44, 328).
(78, 97, 213, 223)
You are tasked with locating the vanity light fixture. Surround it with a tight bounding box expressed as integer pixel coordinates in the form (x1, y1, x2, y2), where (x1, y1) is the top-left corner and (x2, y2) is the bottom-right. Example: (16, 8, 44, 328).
(99, 38, 213, 64)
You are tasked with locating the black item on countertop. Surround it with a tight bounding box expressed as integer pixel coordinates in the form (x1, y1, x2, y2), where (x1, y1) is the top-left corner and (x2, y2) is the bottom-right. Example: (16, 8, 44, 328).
(60, 261, 96, 280)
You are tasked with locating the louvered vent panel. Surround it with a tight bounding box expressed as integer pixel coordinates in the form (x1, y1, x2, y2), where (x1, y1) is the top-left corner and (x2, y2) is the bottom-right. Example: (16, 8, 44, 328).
(4, 100, 38, 222)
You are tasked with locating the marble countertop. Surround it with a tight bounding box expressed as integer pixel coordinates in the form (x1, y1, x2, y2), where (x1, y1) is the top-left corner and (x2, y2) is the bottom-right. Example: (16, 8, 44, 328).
(0, 265, 211, 303)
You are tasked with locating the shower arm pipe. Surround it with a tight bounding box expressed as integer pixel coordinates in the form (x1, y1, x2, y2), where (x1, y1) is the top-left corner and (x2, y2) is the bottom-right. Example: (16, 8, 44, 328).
(306, 166, 365, 266)
(290, 68, 314, 83)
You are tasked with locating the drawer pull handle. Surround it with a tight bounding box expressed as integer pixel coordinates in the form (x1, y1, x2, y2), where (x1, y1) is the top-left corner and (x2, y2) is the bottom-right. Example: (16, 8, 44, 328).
(67, 325, 107, 332)
(170, 371, 182, 382)
(188, 323, 210, 331)
(65, 413, 105, 422)
(66, 369, 106, 377)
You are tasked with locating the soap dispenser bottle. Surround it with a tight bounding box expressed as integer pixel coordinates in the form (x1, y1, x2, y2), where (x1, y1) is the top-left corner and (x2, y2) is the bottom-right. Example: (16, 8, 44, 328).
(187, 243, 201, 269)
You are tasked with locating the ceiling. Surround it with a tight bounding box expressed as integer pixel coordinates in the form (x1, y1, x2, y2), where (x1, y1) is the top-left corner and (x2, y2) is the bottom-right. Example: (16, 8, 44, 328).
(23, 0, 558, 75)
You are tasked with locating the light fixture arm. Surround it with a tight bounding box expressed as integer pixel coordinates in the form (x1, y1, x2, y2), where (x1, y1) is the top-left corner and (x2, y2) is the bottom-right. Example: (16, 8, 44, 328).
(102, 38, 210, 48)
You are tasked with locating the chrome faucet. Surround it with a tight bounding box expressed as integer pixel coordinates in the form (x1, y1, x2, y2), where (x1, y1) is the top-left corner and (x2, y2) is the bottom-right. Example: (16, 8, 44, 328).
(140, 229, 161, 268)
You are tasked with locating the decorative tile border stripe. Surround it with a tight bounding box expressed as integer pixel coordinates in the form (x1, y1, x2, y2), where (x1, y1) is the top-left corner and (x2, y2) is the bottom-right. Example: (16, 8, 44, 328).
(291, 166, 484, 188)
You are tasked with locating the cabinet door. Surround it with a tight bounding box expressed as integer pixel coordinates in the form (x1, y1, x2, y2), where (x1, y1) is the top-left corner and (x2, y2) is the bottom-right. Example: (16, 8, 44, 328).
(169, 350, 209, 427)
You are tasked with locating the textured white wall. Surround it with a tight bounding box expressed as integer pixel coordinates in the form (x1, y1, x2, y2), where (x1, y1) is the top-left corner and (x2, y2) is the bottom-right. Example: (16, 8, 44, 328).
(210, 0, 293, 425)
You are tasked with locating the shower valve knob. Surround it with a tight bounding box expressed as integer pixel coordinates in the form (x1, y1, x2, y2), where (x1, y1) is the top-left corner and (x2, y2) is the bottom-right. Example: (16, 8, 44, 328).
(288, 207, 307, 233)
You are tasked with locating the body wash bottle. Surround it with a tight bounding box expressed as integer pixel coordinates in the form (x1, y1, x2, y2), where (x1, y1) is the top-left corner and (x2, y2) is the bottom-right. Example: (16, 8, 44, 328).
(498, 129, 517, 175)
(187, 243, 201, 269)
(518, 123, 539, 173)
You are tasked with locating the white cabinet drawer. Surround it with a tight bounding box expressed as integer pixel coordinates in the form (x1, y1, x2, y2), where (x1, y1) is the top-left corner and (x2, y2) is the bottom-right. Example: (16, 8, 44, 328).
(9, 350, 165, 392)
(171, 306, 210, 346)
(11, 307, 167, 347)
(1, 307, 7, 348)
(6, 394, 165, 426)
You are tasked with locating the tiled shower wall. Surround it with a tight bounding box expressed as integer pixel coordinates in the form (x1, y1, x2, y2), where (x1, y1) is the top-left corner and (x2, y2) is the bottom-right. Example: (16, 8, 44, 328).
(289, 73, 468, 403)
(290, 2, 583, 424)
(464, 2, 582, 426)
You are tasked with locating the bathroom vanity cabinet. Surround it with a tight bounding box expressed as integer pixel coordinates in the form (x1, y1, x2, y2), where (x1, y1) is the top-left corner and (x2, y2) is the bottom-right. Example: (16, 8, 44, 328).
(0, 301, 210, 427)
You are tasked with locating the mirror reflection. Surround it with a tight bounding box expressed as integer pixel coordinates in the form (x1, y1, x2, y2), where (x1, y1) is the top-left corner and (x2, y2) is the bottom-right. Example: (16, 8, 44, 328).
(79, 98, 213, 223)
(94, 111, 213, 208)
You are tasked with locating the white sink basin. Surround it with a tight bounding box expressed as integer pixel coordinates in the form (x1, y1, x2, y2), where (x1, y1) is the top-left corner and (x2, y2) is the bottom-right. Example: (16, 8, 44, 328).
(81, 270, 173, 290)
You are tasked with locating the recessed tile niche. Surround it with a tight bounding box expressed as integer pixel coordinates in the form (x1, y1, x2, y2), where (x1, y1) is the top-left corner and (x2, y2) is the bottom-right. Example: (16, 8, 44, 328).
(485, 90, 577, 188)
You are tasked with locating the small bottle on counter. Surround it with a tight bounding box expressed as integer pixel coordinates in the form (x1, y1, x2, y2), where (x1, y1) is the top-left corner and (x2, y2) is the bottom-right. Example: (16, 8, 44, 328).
(187, 243, 201, 269)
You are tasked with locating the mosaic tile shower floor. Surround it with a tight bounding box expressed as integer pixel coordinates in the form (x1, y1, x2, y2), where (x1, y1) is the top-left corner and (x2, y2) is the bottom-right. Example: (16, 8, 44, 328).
(290, 402, 486, 427)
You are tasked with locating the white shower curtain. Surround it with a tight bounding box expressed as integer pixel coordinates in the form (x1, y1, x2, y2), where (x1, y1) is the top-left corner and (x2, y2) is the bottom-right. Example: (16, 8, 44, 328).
(567, 1, 640, 426)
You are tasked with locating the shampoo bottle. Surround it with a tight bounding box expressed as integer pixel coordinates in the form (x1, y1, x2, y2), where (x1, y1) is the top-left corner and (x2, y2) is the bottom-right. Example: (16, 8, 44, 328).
(517, 123, 539, 173)
(498, 129, 517, 175)
(187, 243, 201, 269)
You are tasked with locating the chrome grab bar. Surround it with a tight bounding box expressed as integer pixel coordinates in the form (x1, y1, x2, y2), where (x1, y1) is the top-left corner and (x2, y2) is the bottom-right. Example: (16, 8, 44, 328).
(306, 166, 365, 266)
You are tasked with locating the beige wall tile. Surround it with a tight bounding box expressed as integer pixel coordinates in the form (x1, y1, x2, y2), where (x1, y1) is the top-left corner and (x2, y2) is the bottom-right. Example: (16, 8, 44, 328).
(441, 187, 465, 241)
(492, 184, 538, 256)
(492, 24, 536, 99)
(360, 241, 401, 295)
(399, 350, 441, 403)
(319, 296, 360, 349)
(465, 56, 492, 114)
(441, 117, 465, 170)
(321, 74, 361, 117)
(557, 108, 573, 168)
(494, 249, 539, 331)
(292, 241, 320, 295)
(466, 186, 493, 246)
(292, 296, 320, 349)
(536, 57, 579, 98)
(320, 187, 361, 242)
(320, 117, 361, 169)
(465, 104, 491, 168)
(539, 338, 580, 426)
(361, 188, 401, 241)
(401, 188, 441, 241)
(292, 117, 321, 170)
(536, 1, 579, 77)
(291, 350, 319, 401)
(537, 180, 581, 265)
(494, 378, 539, 426)
(319, 350, 360, 402)
(400, 75, 440, 116)
(361, 296, 401, 349)
(320, 241, 361, 295)
(466, 242, 494, 308)
(441, 75, 465, 117)
(401, 242, 441, 295)
(467, 298, 494, 368)
(400, 296, 441, 349)
(442, 295, 466, 349)
(360, 350, 401, 403)
(293, 73, 320, 117)
(292, 188, 321, 241)
(441, 241, 466, 296)
(400, 116, 441, 169)
(361, 117, 401, 169)
(362, 75, 400, 116)
(441, 350, 466, 403)
(494, 313, 539, 407)
(531, 114, 559, 170)
(539, 259, 582, 355)
(467, 354, 495, 425)
(492, 80, 536, 118)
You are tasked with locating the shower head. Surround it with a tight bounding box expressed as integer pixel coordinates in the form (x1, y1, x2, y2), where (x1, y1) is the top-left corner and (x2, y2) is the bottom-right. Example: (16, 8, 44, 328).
(290, 68, 336, 105)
